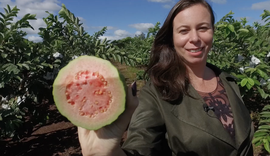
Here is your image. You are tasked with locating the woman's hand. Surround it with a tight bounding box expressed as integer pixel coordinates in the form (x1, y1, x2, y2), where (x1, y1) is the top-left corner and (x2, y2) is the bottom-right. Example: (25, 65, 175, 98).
(77, 82, 138, 156)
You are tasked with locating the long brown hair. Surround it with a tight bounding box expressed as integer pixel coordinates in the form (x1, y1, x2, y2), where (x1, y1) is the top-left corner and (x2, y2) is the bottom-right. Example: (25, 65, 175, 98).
(145, 0, 215, 101)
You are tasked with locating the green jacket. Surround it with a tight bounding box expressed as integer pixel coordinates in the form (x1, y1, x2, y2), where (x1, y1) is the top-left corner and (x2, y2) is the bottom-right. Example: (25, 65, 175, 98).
(122, 64, 254, 156)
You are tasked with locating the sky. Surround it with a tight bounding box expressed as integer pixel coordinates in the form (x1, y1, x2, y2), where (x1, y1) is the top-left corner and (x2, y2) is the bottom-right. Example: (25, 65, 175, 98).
(0, 0, 269, 42)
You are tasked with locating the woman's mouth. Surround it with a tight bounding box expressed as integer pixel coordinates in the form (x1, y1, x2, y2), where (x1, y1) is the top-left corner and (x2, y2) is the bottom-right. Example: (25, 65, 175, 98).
(187, 48, 203, 53)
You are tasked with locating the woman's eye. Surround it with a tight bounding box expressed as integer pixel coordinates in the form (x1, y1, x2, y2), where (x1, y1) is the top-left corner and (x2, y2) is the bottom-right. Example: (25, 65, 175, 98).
(179, 30, 188, 34)
(199, 27, 208, 31)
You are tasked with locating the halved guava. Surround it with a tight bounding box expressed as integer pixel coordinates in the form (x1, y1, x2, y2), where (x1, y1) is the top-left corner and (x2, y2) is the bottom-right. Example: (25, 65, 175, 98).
(53, 56, 126, 130)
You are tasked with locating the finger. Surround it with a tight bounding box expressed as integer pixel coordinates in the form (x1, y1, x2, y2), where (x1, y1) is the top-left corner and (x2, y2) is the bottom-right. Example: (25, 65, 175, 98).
(78, 126, 89, 135)
(77, 126, 92, 143)
(77, 126, 86, 141)
(77, 127, 96, 156)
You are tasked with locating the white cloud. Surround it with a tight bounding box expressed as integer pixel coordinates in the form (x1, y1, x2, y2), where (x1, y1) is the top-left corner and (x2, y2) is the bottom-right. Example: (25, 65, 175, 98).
(210, 0, 227, 4)
(129, 23, 154, 32)
(92, 24, 153, 41)
(114, 29, 132, 37)
(0, 0, 14, 8)
(99, 35, 122, 41)
(22, 18, 47, 34)
(0, 0, 61, 37)
(27, 35, 43, 42)
(147, 0, 173, 3)
(106, 26, 116, 30)
(26, 0, 60, 11)
(78, 16, 85, 23)
(99, 29, 132, 41)
(89, 26, 116, 31)
(0, 0, 61, 16)
(251, 1, 270, 10)
(147, 0, 176, 8)
(135, 31, 143, 36)
(163, 4, 173, 9)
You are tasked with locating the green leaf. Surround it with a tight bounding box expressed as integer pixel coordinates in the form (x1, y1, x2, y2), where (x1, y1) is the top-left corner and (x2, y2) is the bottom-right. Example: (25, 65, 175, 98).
(54, 59, 61, 63)
(79, 27, 83, 36)
(234, 74, 246, 79)
(117, 55, 122, 63)
(256, 129, 270, 133)
(263, 105, 270, 111)
(257, 69, 268, 79)
(247, 78, 254, 86)
(217, 24, 226, 28)
(41, 62, 53, 69)
(15, 76, 22, 81)
(259, 125, 270, 130)
(246, 82, 252, 90)
(258, 88, 267, 99)
(238, 28, 249, 33)
(260, 111, 270, 118)
(261, 10, 270, 20)
(0, 82, 4, 88)
(245, 68, 256, 74)
(1, 53, 8, 58)
(227, 24, 235, 32)
(112, 54, 116, 61)
(263, 138, 270, 153)
(252, 136, 263, 144)
(267, 135, 270, 142)
(253, 79, 261, 85)
(254, 131, 269, 137)
(2, 63, 20, 74)
(21, 63, 30, 70)
(240, 78, 248, 87)
(255, 139, 263, 146)
(101, 54, 106, 60)
(260, 119, 270, 123)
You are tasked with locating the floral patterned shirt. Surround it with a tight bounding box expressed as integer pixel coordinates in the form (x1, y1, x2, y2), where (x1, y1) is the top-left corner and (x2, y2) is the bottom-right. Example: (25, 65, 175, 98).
(197, 77, 235, 140)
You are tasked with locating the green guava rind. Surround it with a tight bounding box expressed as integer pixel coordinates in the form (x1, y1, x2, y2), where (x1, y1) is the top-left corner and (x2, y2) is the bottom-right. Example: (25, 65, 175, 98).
(52, 55, 126, 130)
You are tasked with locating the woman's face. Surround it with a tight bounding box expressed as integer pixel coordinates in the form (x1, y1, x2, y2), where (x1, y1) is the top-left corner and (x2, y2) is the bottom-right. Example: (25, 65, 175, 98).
(173, 4, 214, 67)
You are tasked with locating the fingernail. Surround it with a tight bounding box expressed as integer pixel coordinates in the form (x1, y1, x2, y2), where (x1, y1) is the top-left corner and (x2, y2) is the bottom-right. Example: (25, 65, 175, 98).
(131, 81, 137, 96)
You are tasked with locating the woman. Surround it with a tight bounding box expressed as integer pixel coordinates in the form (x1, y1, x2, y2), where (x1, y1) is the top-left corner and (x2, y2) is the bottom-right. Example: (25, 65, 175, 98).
(78, 0, 254, 155)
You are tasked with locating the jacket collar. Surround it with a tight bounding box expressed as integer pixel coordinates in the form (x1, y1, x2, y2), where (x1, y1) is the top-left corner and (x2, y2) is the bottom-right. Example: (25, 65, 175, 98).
(171, 64, 251, 149)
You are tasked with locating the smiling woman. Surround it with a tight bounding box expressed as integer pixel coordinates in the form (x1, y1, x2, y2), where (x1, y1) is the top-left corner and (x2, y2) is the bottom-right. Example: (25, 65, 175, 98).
(77, 0, 254, 155)
(172, 4, 213, 66)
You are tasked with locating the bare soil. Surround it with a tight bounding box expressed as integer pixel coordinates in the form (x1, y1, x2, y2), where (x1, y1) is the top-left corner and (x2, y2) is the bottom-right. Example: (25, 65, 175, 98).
(1, 104, 82, 156)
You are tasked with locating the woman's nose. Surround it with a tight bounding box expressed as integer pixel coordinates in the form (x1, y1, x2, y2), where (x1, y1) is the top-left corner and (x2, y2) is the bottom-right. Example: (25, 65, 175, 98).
(189, 30, 200, 43)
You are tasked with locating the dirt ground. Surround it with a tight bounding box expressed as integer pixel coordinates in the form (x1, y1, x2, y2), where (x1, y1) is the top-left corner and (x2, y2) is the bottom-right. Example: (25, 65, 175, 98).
(1, 104, 82, 156)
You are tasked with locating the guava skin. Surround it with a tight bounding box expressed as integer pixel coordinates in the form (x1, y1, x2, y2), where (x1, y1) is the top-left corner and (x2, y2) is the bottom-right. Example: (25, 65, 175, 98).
(53, 56, 126, 130)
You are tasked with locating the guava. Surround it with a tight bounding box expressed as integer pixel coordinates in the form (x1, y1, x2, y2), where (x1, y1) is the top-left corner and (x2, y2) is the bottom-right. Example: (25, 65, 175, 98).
(52, 56, 126, 130)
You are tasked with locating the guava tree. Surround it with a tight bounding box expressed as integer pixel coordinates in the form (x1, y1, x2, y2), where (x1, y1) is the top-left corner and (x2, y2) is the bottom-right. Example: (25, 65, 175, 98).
(111, 22, 160, 67)
(39, 4, 136, 66)
(209, 10, 270, 100)
(0, 5, 60, 138)
(208, 10, 270, 153)
(0, 4, 136, 139)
